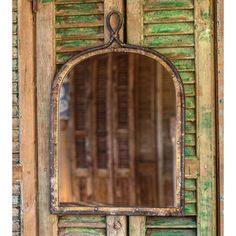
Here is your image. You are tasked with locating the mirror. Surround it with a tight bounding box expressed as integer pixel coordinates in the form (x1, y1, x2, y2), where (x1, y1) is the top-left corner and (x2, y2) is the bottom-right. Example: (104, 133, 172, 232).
(58, 52, 177, 208)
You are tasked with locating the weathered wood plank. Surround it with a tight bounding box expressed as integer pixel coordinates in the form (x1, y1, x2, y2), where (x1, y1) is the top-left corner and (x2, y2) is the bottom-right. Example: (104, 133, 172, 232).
(36, 2, 58, 235)
(127, 0, 143, 45)
(185, 191, 197, 203)
(185, 108, 195, 121)
(56, 15, 104, 27)
(146, 217, 197, 228)
(185, 97, 195, 108)
(55, 2, 104, 15)
(144, 10, 193, 23)
(195, 0, 216, 234)
(184, 203, 197, 215)
(144, 23, 194, 35)
(172, 59, 195, 71)
(144, 35, 194, 47)
(56, 27, 103, 39)
(59, 215, 106, 224)
(185, 179, 197, 191)
(156, 47, 194, 60)
(146, 229, 196, 236)
(59, 227, 106, 236)
(107, 216, 127, 236)
(216, 0, 224, 235)
(185, 146, 196, 156)
(56, 39, 104, 52)
(185, 121, 196, 133)
(185, 159, 199, 178)
(144, 0, 194, 10)
(185, 134, 196, 145)
(129, 216, 146, 236)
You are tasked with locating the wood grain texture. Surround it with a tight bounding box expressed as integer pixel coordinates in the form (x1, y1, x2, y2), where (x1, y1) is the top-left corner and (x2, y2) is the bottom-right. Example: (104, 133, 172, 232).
(55, 0, 104, 64)
(195, 0, 217, 235)
(107, 216, 127, 236)
(36, 2, 58, 235)
(18, 0, 38, 234)
(215, 0, 223, 235)
(129, 216, 146, 236)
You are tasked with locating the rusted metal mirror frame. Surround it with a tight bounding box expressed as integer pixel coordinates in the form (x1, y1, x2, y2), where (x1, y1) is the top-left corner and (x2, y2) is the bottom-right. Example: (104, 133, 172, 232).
(50, 11, 185, 216)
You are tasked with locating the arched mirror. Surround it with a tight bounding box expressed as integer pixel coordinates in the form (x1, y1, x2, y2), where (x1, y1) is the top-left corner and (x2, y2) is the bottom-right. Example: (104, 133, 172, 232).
(50, 11, 184, 215)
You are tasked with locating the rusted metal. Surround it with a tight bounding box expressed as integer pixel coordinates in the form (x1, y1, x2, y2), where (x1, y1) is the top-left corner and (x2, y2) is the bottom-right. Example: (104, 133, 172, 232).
(50, 10, 185, 216)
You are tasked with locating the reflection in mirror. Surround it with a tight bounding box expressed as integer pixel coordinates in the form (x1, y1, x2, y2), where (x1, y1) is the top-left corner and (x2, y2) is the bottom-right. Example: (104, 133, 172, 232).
(58, 52, 176, 208)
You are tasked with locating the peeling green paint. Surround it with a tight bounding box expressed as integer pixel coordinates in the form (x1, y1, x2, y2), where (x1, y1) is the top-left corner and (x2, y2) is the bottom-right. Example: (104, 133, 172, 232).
(185, 134, 196, 145)
(185, 97, 195, 108)
(185, 191, 196, 202)
(144, 0, 194, 9)
(40, 0, 52, 3)
(185, 121, 196, 133)
(56, 15, 103, 25)
(60, 227, 105, 235)
(56, 3, 103, 14)
(56, 39, 103, 51)
(185, 108, 195, 121)
(157, 47, 195, 59)
(146, 216, 197, 228)
(145, 22, 193, 35)
(185, 179, 196, 190)
(146, 228, 196, 236)
(184, 84, 195, 96)
(56, 27, 103, 38)
(185, 146, 196, 156)
(144, 35, 194, 47)
(144, 10, 193, 22)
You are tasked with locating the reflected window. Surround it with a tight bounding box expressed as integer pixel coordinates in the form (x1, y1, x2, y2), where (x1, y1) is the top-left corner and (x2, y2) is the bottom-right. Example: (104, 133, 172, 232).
(58, 52, 177, 207)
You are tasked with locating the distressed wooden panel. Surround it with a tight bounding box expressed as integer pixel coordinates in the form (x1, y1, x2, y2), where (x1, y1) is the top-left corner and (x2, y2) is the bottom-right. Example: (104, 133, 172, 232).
(55, 0, 104, 64)
(144, 22, 194, 35)
(185, 97, 195, 108)
(144, 35, 194, 48)
(144, 10, 194, 23)
(185, 146, 196, 156)
(144, 0, 194, 10)
(146, 217, 197, 228)
(59, 215, 106, 228)
(107, 216, 127, 236)
(185, 179, 197, 191)
(157, 47, 194, 60)
(59, 228, 106, 236)
(185, 191, 197, 203)
(185, 121, 196, 133)
(184, 203, 197, 215)
(146, 228, 196, 236)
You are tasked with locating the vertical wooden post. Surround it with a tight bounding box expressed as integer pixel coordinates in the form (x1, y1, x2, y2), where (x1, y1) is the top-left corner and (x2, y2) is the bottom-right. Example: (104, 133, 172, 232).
(104, 0, 124, 42)
(195, 0, 216, 235)
(129, 216, 146, 236)
(19, 0, 38, 235)
(215, 0, 224, 235)
(36, 1, 58, 235)
(127, 0, 143, 45)
(107, 216, 127, 236)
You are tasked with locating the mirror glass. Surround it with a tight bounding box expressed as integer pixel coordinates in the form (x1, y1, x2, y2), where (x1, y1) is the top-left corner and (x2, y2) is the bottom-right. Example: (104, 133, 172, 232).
(58, 52, 176, 207)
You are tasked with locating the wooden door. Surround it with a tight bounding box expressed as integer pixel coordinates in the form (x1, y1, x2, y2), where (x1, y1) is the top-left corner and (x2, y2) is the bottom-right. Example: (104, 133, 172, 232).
(13, 0, 220, 235)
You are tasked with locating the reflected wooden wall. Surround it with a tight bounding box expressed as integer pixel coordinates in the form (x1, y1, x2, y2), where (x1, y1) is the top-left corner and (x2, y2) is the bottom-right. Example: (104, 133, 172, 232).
(59, 53, 176, 207)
